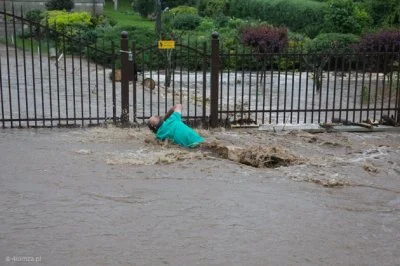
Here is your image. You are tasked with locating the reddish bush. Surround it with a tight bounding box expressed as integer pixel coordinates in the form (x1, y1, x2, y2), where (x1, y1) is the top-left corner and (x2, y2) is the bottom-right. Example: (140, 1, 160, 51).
(353, 29, 400, 73)
(353, 29, 400, 52)
(241, 25, 288, 53)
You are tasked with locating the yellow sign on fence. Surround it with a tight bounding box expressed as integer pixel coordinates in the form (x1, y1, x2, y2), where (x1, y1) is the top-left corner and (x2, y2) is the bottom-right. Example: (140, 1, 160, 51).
(158, 40, 175, 49)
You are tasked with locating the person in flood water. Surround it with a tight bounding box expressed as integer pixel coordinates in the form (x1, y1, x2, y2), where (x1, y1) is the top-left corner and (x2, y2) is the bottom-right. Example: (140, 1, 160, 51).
(147, 104, 204, 148)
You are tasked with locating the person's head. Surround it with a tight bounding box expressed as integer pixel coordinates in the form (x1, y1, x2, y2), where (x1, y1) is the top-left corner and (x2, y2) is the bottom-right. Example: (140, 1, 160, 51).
(147, 115, 163, 134)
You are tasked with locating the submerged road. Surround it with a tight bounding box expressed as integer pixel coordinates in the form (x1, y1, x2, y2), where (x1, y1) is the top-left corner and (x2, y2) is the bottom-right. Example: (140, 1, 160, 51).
(0, 128, 399, 266)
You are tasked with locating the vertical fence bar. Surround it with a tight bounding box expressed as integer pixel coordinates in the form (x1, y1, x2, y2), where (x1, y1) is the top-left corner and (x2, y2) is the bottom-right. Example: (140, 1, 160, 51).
(297, 51, 302, 124)
(276, 54, 281, 123)
(338, 55, 345, 121)
(210, 32, 219, 128)
(132, 41, 137, 123)
(396, 54, 400, 123)
(373, 53, 381, 120)
(261, 58, 267, 124)
(0, 56, 4, 128)
(360, 53, 367, 123)
(55, 29, 61, 125)
(353, 53, 360, 123)
(5, 6, 13, 127)
(269, 54, 274, 123)
(102, 52, 106, 122)
(39, 30, 45, 126)
(219, 44, 223, 122)
(202, 42, 207, 122)
(12, 5, 21, 127)
(248, 52, 252, 122)
(46, 21, 53, 127)
(111, 41, 116, 124)
(380, 52, 388, 119)
(240, 46, 245, 123)
(29, 24, 37, 127)
(304, 54, 309, 123)
(345, 55, 352, 123)
(95, 44, 99, 124)
(79, 35, 84, 126)
(120, 31, 130, 125)
(86, 46, 92, 125)
(21, 8, 29, 127)
(332, 56, 338, 121)
(325, 55, 331, 123)
(290, 53, 295, 123)
(283, 53, 288, 123)
(71, 31, 77, 125)
(234, 44, 238, 121)
(386, 50, 394, 119)
(187, 42, 191, 121)
(63, 33, 69, 125)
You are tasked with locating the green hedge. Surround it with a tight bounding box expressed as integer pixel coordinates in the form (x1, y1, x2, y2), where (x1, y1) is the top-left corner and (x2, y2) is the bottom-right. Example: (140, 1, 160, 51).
(228, 0, 326, 38)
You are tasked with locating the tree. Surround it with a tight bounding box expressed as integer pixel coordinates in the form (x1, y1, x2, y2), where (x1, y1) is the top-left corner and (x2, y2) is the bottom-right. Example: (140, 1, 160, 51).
(323, 0, 371, 35)
(132, 0, 155, 17)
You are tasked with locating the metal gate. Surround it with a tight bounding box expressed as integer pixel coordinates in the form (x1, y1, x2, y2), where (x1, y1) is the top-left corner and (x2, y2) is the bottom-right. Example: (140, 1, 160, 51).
(119, 33, 210, 127)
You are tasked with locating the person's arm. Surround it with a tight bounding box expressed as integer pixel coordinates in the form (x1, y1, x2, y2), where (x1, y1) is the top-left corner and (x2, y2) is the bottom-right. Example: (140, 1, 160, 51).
(163, 104, 182, 120)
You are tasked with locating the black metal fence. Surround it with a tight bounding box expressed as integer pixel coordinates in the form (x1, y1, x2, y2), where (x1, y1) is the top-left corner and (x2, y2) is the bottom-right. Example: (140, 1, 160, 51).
(1, 5, 399, 128)
(216, 37, 400, 126)
(0, 6, 117, 128)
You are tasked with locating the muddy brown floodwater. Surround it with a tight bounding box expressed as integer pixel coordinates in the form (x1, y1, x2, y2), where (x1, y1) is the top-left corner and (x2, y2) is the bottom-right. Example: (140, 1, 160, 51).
(0, 127, 399, 266)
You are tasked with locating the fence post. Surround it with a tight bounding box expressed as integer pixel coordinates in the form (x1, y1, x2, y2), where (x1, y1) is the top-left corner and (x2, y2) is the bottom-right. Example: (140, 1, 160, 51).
(120, 31, 130, 125)
(210, 32, 219, 128)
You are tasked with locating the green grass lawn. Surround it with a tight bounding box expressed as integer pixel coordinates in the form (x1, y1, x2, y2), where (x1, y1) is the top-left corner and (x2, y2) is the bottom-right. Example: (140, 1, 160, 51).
(103, 0, 154, 29)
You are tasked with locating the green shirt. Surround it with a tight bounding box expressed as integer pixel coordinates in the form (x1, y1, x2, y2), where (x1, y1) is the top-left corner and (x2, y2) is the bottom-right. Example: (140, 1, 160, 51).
(156, 112, 204, 148)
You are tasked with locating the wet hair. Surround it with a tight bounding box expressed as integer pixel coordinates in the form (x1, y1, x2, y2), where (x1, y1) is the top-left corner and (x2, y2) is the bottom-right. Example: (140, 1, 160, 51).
(147, 117, 164, 134)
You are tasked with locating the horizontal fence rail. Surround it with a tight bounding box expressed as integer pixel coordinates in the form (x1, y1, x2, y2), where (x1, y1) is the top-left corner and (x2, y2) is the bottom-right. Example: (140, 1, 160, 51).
(0, 6, 117, 128)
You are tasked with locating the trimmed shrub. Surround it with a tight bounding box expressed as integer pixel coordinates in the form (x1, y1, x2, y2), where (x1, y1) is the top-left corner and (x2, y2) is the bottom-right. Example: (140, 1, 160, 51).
(45, 0, 74, 11)
(306, 33, 359, 54)
(172, 14, 201, 30)
(44, 10, 93, 35)
(241, 25, 288, 53)
(169, 6, 198, 16)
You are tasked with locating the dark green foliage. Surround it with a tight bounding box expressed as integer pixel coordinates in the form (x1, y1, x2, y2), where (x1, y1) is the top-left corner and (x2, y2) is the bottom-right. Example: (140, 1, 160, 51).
(172, 14, 201, 30)
(45, 0, 74, 11)
(162, 0, 197, 9)
(198, 0, 228, 18)
(323, 0, 371, 35)
(24, 9, 44, 37)
(228, 0, 326, 38)
(89, 25, 157, 69)
(132, 0, 155, 17)
(362, 0, 400, 27)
